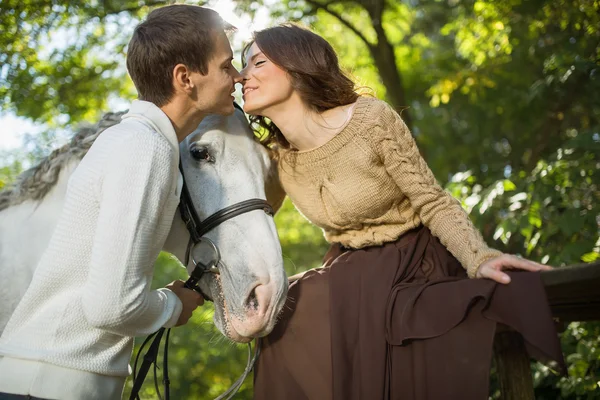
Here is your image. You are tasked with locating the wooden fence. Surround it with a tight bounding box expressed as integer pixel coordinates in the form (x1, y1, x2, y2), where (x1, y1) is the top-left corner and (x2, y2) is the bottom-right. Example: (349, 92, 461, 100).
(495, 261, 600, 399)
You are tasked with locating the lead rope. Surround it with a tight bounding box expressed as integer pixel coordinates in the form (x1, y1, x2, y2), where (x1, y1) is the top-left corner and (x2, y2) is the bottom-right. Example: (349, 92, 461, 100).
(130, 238, 261, 400)
(215, 340, 261, 400)
(131, 328, 260, 399)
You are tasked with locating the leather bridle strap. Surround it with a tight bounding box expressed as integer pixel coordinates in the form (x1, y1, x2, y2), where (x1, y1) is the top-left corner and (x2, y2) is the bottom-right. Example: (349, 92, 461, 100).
(178, 165, 203, 244)
(196, 199, 274, 237)
(178, 162, 274, 244)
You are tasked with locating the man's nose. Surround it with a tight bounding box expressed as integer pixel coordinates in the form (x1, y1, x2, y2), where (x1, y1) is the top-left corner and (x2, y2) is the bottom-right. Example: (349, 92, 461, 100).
(232, 67, 243, 84)
(239, 65, 250, 80)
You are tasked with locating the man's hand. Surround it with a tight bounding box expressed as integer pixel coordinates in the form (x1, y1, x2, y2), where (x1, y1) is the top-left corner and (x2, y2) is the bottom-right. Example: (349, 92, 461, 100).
(166, 280, 204, 326)
(476, 254, 553, 284)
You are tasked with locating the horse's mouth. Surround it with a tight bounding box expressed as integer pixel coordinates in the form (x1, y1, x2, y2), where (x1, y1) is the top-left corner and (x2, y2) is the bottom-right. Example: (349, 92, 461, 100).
(222, 304, 254, 343)
(209, 276, 254, 343)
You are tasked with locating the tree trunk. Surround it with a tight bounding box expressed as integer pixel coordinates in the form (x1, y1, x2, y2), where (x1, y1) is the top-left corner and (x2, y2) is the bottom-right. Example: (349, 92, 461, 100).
(315, 0, 413, 130)
(370, 21, 413, 130)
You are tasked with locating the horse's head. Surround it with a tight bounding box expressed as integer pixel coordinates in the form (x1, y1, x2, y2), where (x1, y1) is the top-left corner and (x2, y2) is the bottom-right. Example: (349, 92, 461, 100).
(178, 107, 287, 343)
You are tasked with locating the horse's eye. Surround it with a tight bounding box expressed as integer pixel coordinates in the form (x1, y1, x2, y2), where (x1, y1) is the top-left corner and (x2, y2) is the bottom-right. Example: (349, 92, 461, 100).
(190, 147, 213, 162)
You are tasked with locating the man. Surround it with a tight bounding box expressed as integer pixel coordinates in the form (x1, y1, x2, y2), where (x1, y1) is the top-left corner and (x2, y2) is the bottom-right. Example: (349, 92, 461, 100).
(0, 5, 242, 399)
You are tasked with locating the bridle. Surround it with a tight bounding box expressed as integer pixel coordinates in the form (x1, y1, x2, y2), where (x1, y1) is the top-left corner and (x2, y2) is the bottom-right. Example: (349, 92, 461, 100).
(130, 103, 274, 400)
(178, 162, 274, 300)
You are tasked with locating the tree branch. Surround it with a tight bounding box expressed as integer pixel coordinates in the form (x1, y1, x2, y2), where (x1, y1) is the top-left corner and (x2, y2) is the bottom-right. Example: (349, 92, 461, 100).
(97, 0, 186, 19)
(303, 0, 373, 49)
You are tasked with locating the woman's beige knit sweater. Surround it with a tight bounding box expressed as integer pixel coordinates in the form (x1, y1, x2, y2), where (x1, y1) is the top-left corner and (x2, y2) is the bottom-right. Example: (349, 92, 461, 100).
(277, 96, 502, 277)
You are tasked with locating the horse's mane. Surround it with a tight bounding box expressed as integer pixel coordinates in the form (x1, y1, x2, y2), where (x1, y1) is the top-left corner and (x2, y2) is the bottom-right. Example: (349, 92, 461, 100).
(0, 107, 272, 212)
(0, 112, 125, 212)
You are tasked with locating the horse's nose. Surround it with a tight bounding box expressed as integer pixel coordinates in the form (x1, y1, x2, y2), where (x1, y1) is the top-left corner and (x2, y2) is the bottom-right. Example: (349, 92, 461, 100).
(245, 287, 260, 311)
(230, 281, 277, 337)
(245, 282, 272, 315)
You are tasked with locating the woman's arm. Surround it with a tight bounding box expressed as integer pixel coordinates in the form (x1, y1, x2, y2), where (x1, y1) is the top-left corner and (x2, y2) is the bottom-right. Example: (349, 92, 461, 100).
(373, 103, 502, 278)
(373, 103, 551, 281)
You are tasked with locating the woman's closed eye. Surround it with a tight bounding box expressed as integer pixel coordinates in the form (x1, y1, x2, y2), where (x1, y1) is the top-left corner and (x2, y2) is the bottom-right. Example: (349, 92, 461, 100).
(255, 60, 266, 67)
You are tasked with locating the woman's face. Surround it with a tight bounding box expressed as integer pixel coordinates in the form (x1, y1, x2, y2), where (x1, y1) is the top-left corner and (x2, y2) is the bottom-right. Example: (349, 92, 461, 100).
(240, 42, 295, 116)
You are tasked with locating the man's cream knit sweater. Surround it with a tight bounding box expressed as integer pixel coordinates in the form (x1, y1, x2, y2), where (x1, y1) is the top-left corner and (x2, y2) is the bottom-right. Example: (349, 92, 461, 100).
(0, 101, 183, 400)
(278, 96, 502, 277)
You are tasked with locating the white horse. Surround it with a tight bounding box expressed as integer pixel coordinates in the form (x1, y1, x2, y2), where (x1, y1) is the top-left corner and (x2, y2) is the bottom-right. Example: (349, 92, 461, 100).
(0, 107, 288, 343)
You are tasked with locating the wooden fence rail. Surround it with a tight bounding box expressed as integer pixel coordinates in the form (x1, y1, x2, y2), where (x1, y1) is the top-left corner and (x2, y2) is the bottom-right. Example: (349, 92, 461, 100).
(495, 261, 600, 399)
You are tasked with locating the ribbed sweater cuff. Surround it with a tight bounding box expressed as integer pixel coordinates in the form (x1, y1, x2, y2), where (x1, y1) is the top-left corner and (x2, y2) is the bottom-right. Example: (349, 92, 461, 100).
(467, 248, 504, 278)
(159, 288, 183, 328)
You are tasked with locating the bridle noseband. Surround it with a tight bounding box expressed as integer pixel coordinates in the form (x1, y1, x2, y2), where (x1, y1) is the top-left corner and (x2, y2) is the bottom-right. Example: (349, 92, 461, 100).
(181, 183, 274, 244)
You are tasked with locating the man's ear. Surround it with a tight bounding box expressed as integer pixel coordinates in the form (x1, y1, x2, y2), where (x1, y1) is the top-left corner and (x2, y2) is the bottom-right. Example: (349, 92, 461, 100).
(264, 148, 286, 214)
(172, 63, 194, 93)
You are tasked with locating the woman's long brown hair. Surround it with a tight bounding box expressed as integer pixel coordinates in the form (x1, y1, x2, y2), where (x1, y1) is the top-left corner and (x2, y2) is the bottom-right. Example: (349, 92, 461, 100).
(242, 24, 360, 150)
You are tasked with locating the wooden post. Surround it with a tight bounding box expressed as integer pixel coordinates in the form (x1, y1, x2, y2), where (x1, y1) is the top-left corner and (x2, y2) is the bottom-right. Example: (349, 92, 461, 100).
(493, 330, 534, 400)
(490, 262, 600, 399)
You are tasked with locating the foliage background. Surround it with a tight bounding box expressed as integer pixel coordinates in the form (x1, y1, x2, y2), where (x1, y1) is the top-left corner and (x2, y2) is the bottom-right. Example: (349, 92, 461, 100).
(0, 0, 598, 398)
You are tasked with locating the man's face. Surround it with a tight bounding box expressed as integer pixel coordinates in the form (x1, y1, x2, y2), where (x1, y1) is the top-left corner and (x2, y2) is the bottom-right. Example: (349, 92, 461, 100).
(192, 31, 242, 116)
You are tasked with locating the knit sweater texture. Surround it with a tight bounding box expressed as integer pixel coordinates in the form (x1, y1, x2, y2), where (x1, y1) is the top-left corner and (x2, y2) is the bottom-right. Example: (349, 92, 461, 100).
(278, 96, 502, 277)
(0, 100, 183, 400)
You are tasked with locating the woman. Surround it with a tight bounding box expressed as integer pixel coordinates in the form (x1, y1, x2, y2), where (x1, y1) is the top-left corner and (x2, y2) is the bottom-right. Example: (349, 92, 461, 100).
(241, 24, 564, 399)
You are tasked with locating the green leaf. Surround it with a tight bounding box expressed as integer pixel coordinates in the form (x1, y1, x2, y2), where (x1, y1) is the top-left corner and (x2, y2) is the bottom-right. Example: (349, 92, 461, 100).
(581, 252, 599, 263)
(502, 179, 516, 191)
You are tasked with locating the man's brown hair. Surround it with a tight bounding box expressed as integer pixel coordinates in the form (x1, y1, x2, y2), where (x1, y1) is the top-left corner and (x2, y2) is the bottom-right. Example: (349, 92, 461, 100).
(127, 5, 234, 107)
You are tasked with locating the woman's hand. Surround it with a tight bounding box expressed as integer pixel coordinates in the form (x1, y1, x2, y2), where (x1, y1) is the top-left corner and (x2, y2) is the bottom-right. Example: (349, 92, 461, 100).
(475, 254, 553, 284)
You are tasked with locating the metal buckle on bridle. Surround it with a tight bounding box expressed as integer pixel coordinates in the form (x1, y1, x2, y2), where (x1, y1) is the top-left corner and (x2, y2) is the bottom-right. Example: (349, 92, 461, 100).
(129, 145, 272, 400)
(183, 237, 220, 295)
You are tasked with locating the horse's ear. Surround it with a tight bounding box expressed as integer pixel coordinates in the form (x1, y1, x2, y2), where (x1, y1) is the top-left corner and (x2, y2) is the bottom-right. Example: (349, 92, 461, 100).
(264, 147, 286, 214)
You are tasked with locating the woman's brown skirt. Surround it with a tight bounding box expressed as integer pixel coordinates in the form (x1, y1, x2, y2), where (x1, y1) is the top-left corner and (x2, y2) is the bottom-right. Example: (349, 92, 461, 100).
(254, 226, 564, 399)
